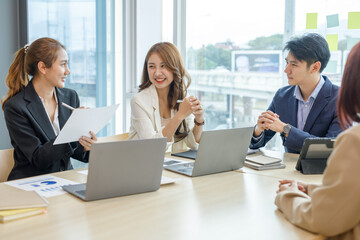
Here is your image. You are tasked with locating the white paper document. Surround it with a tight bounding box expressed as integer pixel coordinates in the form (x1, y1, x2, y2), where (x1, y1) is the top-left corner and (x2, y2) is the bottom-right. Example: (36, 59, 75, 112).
(77, 170, 177, 185)
(160, 176, 178, 185)
(5, 175, 78, 198)
(54, 104, 119, 145)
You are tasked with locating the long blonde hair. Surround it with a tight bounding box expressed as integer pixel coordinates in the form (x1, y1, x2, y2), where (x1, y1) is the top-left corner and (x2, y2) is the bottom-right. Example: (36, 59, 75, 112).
(1, 37, 65, 109)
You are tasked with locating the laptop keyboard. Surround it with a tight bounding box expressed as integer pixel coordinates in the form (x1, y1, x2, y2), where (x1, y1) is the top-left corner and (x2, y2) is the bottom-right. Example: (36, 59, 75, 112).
(177, 162, 194, 172)
(164, 161, 194, 175)
(76, 190, 86, 196)
(182, 162, 194, 167)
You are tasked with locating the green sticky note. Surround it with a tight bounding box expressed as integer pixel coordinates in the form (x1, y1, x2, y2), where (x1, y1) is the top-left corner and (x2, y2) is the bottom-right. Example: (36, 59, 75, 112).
(348, 12, 360, 29)
(324, 60, 337, 73)
(306, 13, 318, 29)
(347, 38, 360, 50)
(326, 34, 338, 51)
(327, 14, 339, 28)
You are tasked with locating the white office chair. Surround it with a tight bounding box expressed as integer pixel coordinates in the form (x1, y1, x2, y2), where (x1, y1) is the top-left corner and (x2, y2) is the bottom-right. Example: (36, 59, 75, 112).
(0, 148, 14, 182)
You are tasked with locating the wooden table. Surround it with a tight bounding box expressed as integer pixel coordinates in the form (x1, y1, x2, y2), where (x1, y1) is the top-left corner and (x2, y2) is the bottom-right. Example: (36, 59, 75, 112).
(0, 161, 323, 240)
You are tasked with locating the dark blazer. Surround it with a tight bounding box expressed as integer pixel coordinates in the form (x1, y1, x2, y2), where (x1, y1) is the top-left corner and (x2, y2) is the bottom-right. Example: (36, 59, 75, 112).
(250, 76, 342, 153)
(4, 81, 89, 180)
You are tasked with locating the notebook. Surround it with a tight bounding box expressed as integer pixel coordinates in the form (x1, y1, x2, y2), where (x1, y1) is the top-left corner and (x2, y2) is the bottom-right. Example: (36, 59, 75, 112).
(63, 138, 167, 201)
(0, 190, 48, 223)
(165, 127, 254, 177)
(244, 151, 285, 171)
(0, 207, 47, 223)
(245, 155, 281, 165)
(0, 190, 49, 210)
(244, 161, 285, 170)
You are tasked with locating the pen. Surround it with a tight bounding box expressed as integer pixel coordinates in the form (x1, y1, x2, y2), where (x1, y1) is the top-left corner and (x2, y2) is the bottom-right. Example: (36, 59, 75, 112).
(61, 102, 75, 111)
(176, 100, 183, 103)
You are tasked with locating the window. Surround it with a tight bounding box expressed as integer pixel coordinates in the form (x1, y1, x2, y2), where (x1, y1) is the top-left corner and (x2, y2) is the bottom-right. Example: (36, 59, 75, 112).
(295, 0, 360, 85)
(27, 0, 117, 136)
(185, 0, 360, 151)
(122, 0, 163, 132)
(186, 0, 285, 150)
(27, 0, 118, 168)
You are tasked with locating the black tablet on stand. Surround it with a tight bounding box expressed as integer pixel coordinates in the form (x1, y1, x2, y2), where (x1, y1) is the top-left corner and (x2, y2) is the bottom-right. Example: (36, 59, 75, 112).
(296, 138, 335, 174)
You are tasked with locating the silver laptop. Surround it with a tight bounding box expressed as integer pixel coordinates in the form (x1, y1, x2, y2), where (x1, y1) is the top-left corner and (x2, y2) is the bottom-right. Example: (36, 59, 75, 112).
(62, 138, 167, 201)
(164, 127, 253, 177)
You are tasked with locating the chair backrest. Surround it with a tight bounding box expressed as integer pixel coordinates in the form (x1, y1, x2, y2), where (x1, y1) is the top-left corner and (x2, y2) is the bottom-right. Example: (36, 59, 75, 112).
(97, 133, 129, 143)
(0, 148, 14, 182)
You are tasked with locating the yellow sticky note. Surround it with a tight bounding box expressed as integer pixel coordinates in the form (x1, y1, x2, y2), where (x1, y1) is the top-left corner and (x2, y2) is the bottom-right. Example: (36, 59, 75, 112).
(326, 34, 338, 51)
(348, 12, 360, 29)
(306, 13, 318, 29)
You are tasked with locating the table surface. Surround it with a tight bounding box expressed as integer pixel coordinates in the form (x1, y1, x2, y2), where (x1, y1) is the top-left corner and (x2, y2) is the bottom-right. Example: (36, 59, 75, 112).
(0, 152, 324, 240)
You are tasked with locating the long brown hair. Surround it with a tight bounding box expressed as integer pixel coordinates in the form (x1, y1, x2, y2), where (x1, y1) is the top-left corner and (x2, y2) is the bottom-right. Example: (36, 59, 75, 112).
(1, 37, 65, 109)
(139, 42, 192, 140)
(337, 42, 360, 129)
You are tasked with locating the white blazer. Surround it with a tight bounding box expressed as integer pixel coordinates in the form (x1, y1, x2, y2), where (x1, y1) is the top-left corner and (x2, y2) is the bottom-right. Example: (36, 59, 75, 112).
(128, 84, 198, 152)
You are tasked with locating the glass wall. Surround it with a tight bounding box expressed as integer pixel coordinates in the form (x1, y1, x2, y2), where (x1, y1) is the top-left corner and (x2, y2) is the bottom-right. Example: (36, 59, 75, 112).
(186, 0, 285, 150)
(185, 0, 360, 151)
(295, 0, 360, 86)
(27, 0, 117, 168)
(25, 0, 360, 152)
(27, 0, 116, 135)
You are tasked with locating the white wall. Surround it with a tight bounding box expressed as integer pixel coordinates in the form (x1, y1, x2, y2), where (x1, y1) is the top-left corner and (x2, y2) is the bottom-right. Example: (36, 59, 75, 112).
(0, 0, 19, 149)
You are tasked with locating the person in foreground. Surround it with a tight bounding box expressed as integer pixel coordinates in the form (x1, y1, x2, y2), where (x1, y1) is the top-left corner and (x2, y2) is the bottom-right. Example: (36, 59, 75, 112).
(250, 33, 343, 153)
(128, 42, 204, 152)
(2, 37, 97, 180)
(276, 42, 360, 240)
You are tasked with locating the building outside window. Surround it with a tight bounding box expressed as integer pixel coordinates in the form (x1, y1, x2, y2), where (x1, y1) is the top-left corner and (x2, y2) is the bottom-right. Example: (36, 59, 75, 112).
(185, 0, 360, 150)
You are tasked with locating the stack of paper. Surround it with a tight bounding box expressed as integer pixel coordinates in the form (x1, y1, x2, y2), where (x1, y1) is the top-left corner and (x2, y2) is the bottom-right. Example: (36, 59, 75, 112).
(244, 155, 285, 171)
(0, 190, 48, 223)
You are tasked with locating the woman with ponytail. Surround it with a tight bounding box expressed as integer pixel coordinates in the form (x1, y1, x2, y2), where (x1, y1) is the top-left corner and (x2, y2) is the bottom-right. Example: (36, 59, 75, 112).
(128, 42, 204, 152)
(2, 37, 97, 180)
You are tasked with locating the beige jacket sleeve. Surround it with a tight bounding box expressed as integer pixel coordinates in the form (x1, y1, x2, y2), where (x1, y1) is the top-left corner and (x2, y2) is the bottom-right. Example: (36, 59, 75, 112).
(275, 125, 360, 238)
(171, 114, 199, 152)
(129, 95, 165, 139)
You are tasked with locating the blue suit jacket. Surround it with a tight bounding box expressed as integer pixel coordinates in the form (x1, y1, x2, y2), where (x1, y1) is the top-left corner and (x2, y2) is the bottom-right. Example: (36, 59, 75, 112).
(250, 76, 342, 153)
(4, 81, 89, 180)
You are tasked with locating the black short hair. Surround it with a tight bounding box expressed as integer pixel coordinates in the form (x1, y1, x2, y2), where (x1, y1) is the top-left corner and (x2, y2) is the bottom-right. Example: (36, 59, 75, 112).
(284, 33, 330, 73)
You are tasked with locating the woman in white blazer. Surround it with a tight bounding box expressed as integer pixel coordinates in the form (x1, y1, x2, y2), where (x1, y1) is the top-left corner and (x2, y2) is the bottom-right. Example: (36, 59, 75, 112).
(275, 42, 360, 239)
(129, 42, 204, 152)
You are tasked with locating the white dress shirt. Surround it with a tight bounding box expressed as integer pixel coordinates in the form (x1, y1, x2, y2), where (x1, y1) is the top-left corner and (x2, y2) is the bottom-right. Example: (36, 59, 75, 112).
(39, 90, 60, 136)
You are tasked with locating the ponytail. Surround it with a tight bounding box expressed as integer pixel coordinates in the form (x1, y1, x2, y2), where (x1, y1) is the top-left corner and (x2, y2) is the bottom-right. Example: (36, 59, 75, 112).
(2, 37, 65, 110)
(1, 47, 29, 110)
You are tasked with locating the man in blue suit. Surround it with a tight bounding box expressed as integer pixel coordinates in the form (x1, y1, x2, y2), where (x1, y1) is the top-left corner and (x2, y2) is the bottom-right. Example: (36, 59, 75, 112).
(250, 33, 342, 153)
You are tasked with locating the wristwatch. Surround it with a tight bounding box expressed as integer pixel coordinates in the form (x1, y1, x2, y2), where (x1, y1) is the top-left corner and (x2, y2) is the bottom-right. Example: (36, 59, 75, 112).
(281, 123, 291, 137)
(194, 118, 205, 126)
